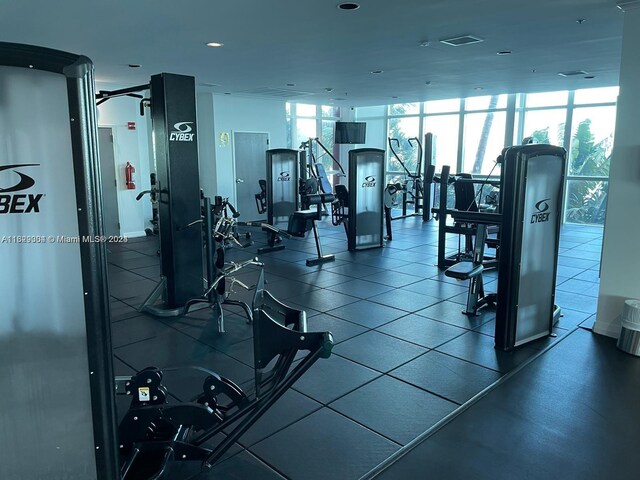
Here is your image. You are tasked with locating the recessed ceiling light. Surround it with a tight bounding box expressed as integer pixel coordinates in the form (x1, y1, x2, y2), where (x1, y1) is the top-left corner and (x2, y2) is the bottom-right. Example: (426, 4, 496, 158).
(206, 42, 224, 48)
(497, 50, 512, 56)
(419, 41, 430, 47)
(325, 87, 334, 92)
(584, 75, 596, 79)
(474, 87, 484, 91)
(370, 70, 384, 75)
(391, 96, 399, 99)
(338, 2, 360, 10)
(576, 18, 586, 24)
(425, 81, 432, 86)
(224, 92, 231, 95)
(286, 83, 296, 87)
(128, 64, 141, 68)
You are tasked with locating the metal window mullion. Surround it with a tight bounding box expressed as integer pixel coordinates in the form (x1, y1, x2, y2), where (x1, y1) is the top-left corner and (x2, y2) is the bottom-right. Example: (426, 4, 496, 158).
(516, 94, 526, 145)
(566, 175, 609, 182)
(561, 91, 575, 223)
(504, 94, 517, 147)
(572, 101, 617, 109)
(384, 113, 391, 176)
(456, 98, 465, 173)
(418, 102, 424, 146)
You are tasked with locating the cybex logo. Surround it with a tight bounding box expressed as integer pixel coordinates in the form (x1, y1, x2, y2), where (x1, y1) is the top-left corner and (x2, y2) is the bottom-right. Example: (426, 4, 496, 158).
(531, 198, 551, 224)
(362, 175, 376, 188)
(169, 122, 195, 142)
(277, 171, 291, 182)
(0, 164, 43, 214)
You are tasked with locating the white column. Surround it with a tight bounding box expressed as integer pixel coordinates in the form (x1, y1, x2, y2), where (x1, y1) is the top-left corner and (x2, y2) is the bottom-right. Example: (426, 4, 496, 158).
(594, 2, 640, 337)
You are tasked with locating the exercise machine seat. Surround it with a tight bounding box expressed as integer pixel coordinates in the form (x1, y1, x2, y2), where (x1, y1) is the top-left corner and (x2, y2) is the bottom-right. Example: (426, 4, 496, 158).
(445, 261, 484, 281)
(287, 209, 316, 237)
(292, 209, 319, 221)
(305, 193, 335, 205)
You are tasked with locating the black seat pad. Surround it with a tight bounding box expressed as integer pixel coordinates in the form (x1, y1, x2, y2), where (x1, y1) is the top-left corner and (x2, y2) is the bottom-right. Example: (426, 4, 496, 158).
(292, 209, 318, 221)
(445, 262, 484, 280)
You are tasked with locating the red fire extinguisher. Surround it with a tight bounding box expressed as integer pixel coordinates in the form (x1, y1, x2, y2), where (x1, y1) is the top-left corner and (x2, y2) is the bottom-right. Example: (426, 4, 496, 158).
(125, 161, 136, 190)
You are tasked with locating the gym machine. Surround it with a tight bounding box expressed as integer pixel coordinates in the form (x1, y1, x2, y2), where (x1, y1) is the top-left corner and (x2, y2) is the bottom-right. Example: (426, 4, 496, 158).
(1, 42, 118, 479)
(100, 75, 255, 332)
(345, 148, 386, 251)
(384, 133, 436, 240)
(299, 136, 346, 194)
(385, 136, 425, 218)
(99, 74, 207, 318)
(431, 166, 501, 270)
(115, 269, 334, 479)
(442, 144, 565, 350)
(494, 144, 565, 350)
(255, 148, 335, 266)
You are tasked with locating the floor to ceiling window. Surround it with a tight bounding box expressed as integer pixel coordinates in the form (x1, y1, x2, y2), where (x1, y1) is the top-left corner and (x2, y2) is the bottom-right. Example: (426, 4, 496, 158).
(286, 87, 617, 225)
(286, 103, 342, 184)
(349, 86, 618, 225)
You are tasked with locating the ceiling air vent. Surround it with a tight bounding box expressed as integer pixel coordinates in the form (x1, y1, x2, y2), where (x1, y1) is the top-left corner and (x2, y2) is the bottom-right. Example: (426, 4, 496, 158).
(236, 87, 314, 99)
(558, 70, 589, 77)
(440, 35, 484, 47)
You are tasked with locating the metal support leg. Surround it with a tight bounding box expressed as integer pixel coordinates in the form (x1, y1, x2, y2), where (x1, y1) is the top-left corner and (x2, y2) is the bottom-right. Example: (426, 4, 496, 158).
(223, 299, 253, 324)
(138, 276, 184, 317)
(306, 220, 335, 266)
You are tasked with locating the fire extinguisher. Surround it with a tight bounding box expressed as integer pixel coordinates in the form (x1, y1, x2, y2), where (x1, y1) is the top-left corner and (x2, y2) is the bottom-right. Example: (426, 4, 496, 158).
(125, 161, 136, 190)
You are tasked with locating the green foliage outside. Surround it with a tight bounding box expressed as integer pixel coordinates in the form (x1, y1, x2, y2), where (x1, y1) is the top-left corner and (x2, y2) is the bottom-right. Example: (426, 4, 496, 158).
(530, 119, 610, 224)
(383, 102, 612, 224)
(387, 104, 421, 176)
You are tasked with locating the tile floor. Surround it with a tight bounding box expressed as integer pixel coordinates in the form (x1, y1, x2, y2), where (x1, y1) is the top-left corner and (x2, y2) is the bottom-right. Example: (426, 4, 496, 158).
(108, 217, 602, 479)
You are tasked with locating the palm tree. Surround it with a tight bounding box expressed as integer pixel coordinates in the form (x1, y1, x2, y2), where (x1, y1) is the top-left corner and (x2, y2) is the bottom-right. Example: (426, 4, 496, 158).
(472, 95, 499, 173)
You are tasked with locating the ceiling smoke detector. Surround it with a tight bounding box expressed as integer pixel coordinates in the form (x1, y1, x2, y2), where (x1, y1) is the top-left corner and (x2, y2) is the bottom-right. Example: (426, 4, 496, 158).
(440, 35, 484, 47)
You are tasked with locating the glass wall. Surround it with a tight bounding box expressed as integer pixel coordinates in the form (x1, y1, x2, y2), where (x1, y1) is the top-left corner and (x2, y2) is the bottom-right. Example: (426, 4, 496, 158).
(286, 103, 341, 181)
(286, 87, 617, 224)
(349, 87, 618, 225)
(514, 87, 617, 224)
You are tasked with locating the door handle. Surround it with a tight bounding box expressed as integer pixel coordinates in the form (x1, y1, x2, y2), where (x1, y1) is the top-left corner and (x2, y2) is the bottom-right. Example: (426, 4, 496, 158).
(236, 178, 244, 183)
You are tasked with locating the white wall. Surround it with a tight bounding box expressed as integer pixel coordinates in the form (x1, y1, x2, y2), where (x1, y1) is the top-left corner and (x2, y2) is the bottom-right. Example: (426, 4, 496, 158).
(594, 7, 640, 337)
(95, 87, 286, 236)
(211, 95, 287, 202)
(96, 85, 152, 237)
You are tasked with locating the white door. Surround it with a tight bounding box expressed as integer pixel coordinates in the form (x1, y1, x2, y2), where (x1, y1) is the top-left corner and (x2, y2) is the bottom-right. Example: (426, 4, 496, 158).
(98, 127, 120, 236)
(234, 132, 269, 220)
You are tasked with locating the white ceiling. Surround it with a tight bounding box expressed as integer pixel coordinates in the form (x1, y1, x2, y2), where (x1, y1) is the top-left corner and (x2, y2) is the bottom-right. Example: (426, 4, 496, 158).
(0, 0, 624, 106)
